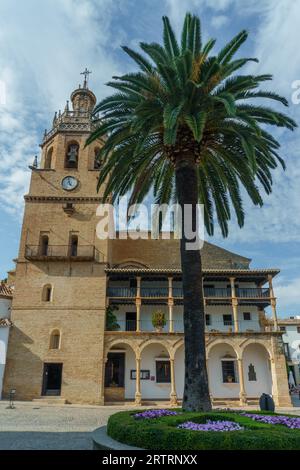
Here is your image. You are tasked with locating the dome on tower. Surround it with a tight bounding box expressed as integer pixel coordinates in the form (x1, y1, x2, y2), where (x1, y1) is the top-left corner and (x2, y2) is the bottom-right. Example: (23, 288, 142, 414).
(70, 68, 96, 113)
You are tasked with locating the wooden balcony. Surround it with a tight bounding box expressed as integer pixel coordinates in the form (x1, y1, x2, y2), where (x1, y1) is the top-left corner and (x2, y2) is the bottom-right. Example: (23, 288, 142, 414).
(107, 286, 270, 300)
(25, 245, 104, 262)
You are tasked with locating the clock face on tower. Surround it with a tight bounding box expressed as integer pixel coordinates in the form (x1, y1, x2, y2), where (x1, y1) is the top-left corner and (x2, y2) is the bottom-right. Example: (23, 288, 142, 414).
(61, 176, 79, 191)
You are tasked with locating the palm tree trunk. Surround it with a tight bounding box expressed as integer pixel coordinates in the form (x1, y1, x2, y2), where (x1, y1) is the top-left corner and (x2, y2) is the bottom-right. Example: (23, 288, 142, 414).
(175, 156, 211, 412)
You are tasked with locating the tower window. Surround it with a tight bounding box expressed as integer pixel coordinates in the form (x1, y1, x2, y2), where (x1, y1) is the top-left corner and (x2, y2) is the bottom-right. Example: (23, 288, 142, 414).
(69, 235, 78, 257)
(42, 284, 53, 302)
(44, 147, 53, 169)
(94, 147, 102, 169)
(65, 143, 79, 169)
(49, 330, 61, 350)
(40, 235, 49, 256)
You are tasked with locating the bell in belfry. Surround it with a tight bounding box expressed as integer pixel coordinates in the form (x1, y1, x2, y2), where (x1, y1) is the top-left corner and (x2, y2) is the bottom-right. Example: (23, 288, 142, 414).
(67, 144, 78, 166)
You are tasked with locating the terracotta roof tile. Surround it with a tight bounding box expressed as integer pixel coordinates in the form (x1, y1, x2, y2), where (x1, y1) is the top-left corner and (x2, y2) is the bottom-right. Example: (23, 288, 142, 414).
(0, 283, 13, 298)
(0, 318, 12, 328)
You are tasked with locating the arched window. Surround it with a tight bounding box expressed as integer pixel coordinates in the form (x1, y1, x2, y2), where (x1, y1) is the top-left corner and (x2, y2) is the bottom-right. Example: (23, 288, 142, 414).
(69, 235, 78, 257)
(44, 147, 53, 169)
(49, 329, 60, 350)
(42, 284, 53, 302)
(94, 147, 102, 169)
(40, 235, 49, 256)
(65, 142, 79, 169)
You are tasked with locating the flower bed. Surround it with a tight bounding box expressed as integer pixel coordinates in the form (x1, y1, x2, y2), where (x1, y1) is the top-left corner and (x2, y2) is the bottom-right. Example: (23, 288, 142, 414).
(134, 409, 178, 419)
(107, 409, 300, 450)
(242, 413, 300, 429)
(178, 420, 244, 432)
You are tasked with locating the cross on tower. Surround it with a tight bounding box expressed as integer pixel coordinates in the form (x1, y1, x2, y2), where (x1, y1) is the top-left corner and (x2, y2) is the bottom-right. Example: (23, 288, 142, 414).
(80, 68, 92, 88)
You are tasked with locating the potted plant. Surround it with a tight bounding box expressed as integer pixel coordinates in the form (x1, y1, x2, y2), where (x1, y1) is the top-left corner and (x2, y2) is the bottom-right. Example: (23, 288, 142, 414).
(152, 310, 166, 332)
(106, 305, 120, 331)
(227, 375, 234, 383)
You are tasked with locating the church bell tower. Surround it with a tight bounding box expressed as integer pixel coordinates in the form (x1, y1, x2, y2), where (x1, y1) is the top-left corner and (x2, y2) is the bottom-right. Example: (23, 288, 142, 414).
(3, 72, 108, 404)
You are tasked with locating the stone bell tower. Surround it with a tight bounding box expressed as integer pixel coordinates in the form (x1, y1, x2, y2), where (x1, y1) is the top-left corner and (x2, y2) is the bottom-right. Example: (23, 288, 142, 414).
(3, 72, 108, 404)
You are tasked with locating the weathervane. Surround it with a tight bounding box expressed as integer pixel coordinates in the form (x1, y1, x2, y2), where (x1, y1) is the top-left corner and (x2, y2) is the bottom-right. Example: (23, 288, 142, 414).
(81, 68, 92, 88)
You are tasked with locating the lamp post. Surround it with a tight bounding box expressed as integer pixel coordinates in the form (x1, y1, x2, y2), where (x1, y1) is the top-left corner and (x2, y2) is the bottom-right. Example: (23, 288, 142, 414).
(9, 389, 16, 409)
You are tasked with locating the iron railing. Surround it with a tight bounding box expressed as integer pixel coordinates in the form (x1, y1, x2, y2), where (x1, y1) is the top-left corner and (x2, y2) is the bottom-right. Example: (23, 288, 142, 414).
(25, 244, 104, 262)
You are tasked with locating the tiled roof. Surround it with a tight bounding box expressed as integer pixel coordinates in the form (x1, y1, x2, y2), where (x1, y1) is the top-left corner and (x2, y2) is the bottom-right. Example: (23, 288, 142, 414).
(106, 267, 279, 275)
(0, 318, 12, 328)
(0, 283, 13, 298)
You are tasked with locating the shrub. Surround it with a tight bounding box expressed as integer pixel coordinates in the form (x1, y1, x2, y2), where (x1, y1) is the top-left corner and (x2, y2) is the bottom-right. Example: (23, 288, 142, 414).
(152, 310, 166, 330)
(107, 409, 300, 450)
(106, 305, 120, 331)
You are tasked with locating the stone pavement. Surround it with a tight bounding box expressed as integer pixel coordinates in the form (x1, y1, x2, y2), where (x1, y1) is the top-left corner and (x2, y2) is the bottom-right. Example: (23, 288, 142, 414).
(0, 400, 299, 450)
(0, 401, 140, 450)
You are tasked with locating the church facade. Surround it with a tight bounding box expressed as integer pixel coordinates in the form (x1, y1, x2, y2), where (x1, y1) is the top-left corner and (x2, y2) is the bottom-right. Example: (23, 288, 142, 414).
(3, 80, 291, 407)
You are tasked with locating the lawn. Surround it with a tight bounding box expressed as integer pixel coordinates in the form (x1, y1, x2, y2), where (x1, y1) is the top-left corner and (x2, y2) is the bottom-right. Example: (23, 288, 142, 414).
(107, 409, 300, 450)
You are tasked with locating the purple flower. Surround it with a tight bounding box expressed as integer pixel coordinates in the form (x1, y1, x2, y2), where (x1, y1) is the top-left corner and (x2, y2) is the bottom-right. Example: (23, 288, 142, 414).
(134, 409, 178, 419)
(177, 420, 244, 432)
(242, 413, 300, 430)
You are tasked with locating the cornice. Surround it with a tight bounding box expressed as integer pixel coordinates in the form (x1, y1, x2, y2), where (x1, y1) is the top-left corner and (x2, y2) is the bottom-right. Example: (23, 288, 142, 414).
(24, 195, 102, 203)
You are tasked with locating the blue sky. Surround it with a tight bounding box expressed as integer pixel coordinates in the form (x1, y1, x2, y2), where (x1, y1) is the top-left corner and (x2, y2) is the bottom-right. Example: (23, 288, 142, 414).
(0, 0, 299, 315)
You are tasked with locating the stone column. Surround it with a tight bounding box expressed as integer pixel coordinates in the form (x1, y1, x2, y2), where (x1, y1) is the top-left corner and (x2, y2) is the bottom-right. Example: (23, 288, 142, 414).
(136, 276, 141, 332)
(237, 358, 247, 405)
(170, 358, 178, 405)
(100, 357, 108, 406)
(230, 277, 239, 333)
(135, 356, 142, 405)
(268, 275, 278, 331)
(168, 276, 173, 298)
(270, 336, 292, 406)
(168, 301, 174, 333)
(136, 299, 141, 332)
(168, 277, 174, 333)
(136, 276, 141, 297)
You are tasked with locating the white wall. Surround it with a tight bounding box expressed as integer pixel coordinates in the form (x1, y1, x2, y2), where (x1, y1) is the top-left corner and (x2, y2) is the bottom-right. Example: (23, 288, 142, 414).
(208, 344, 240, 398)
(109, 340, 272, 400)
(0, 297, 11, 398)
(114, 303, 261, 333)
(242, 344, 272, 396)
(0, 298, 11, 319)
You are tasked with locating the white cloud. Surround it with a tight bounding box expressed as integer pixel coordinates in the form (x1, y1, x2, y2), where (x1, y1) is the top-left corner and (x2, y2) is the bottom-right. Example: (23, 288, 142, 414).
(0, 0, 126, 216)
(165, 0, 270, 31)
(274, 277, 300, 315)
(211, 15, 229, 29)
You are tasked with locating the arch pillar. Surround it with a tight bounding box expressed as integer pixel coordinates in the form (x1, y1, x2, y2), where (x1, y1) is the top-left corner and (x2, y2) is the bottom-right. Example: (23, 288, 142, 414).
(135, 354, 142, 405)
(237, 358, 247, 405)
(169, 358, 178, 406)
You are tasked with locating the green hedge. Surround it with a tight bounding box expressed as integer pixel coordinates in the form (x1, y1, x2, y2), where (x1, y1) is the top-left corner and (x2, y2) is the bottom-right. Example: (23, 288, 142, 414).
(107, 409, 300, 450)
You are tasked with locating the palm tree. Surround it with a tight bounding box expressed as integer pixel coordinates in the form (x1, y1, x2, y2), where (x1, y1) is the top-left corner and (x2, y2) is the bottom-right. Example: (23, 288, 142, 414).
(87, 13, 296, 411)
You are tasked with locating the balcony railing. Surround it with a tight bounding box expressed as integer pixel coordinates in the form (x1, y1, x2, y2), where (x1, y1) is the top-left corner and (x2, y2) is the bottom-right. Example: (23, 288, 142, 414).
(25, 245, 103, 262)
(205, 287, 231, 297)
(140, 287, 169, 297)
(108, 286, 271, 299)
(107, 287, 136, 297)
(237, 288, 270, 298)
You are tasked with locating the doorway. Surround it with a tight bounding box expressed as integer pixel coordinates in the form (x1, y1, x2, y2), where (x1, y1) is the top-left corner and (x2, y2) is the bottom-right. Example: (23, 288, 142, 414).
(105, 353, 125, 388)
(42, 363, 63, 396)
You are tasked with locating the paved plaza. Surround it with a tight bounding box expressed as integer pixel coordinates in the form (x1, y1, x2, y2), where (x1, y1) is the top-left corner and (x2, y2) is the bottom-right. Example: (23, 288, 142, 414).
(0, 400, 299, 450)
